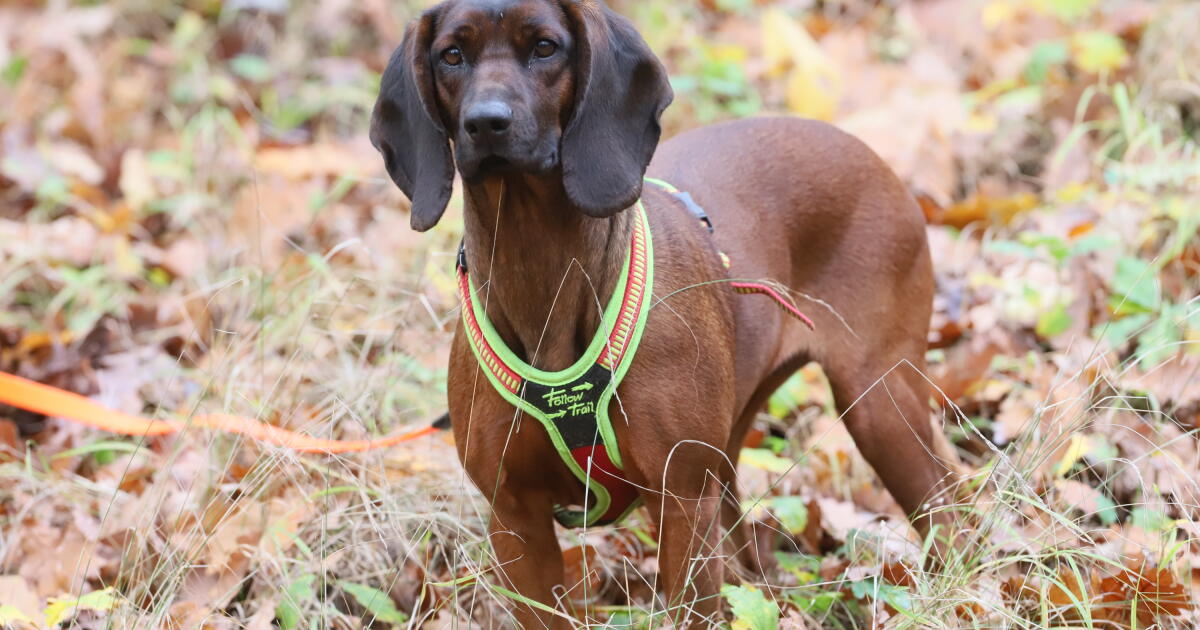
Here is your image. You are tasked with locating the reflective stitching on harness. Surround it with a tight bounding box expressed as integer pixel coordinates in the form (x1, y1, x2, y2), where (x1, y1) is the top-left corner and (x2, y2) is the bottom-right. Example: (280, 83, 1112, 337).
(457, 272, 522, 394)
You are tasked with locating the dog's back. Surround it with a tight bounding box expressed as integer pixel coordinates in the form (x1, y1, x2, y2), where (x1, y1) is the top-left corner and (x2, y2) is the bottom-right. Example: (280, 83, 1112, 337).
(649, 116, 932, 408)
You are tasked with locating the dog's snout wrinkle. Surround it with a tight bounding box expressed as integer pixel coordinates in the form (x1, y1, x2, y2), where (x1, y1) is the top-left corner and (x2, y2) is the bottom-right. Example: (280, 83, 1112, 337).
(464, 100, 514, 138)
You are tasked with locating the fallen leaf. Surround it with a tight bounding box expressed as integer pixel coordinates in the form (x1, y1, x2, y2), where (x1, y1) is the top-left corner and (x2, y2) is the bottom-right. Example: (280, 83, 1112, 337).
(254, 143, 378, 179)
(937, 193, 1039, 229)
(0, 576, 40, 623)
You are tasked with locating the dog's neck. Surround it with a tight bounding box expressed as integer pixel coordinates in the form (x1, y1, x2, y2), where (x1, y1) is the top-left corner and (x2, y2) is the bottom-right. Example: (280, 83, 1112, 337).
(461, 174, 633, 371)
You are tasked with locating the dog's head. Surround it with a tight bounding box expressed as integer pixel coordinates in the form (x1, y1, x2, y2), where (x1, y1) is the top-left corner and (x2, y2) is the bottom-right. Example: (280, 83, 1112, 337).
(370, 0, 673, 231)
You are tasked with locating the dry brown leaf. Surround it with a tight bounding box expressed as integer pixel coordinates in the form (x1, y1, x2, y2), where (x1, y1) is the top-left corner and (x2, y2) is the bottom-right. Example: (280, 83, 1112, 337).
(1046, 568, 1090, 615)
(1000, 574, 1039, 604)
(929, 329, 1017, 406)
(880, 561, 915, 588)
(1115, 561, 1194, 623)
(254, 143, 378, 179)
(177, 566, 245, 611)
(161, 237, 207, 279)
(561, 545, 602, 606)
(0, 420, 19, 453)
(17, 520, 108, 598)
(0, 575, 41, 622)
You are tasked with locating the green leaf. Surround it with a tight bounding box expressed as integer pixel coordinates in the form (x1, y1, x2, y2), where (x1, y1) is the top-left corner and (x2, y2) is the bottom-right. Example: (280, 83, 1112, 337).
(765, 497, 808, 535)
(767, 371, 808, 418)
(721, 584, 779, 630)
(171, 11, 206, 51)
(1130, 507, 1173, 533)
(337, 581, 408, 624)
(983, 239, 1038, 258)
(774, 552, 821, 582)
(276, 574, 316, 630)
(52, 440, 143, 461)
(1018, 232, 1069, 263)
(2, 55, 27, 87)
(1069, 233, 1117, 257)
(787, 588, 842, 613)
(1135, 307, 1183, 368)
(231, 54, 275, 83)
(849, 580, 912, 614)
(1098, 312, 1151, 347)
(44, 587, 119, 627)
(1046, 0, 1097, 20)
(1094, 492, 1118, 525)
(1110, 256, 1159, 314)
(602, 610, 640, 628)
(1024, 40, 1069, 84)
(1036, 301, 1073, 338)
(761, 435, 788, 455)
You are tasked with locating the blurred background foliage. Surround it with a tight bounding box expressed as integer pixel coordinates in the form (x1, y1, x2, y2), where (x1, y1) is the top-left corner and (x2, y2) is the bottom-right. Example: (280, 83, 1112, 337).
(1, 0, 1198, 628)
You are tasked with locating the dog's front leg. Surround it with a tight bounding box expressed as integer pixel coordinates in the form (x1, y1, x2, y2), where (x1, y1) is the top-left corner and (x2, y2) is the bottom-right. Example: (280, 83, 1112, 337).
(488, 490, 570, 629)
(630, 444, 728, 627)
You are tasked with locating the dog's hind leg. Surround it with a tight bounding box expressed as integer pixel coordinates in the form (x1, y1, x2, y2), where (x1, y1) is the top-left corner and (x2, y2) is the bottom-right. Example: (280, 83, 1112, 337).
(821, 347, 961, 550)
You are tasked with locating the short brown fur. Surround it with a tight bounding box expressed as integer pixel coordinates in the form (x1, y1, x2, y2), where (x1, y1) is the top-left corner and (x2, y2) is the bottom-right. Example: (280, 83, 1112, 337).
(371, 0, 960, 626)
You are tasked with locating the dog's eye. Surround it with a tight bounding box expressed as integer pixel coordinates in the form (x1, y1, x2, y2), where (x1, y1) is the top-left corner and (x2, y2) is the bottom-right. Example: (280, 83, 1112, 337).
(533, 39, 557, 59)
(441, 47, 463, 66)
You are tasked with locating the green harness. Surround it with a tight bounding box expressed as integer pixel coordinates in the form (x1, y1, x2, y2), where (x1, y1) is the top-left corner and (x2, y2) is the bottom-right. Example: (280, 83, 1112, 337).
(455, 179, 814, 528)
(456, 200, 653, 528)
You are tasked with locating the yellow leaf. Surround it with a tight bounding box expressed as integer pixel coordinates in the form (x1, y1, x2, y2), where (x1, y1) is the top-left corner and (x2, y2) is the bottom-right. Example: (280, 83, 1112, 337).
(16, 330, 76, 354)
(119, 149, 155, 211)
(761, 9, 798, 79)
(762, 8, 840, 119)
(739, 448, 793, 474)
(1054, 433, 1088, 476)
(785, 69, 837, 121)
(113, 236, 143, 276)
(965, 112, 999, 133)
(1054, 181, 1090, 203)
(44, 587, 118, 627)
(982, 1, 1019, 28)
(709, 43, 749, 64)
(1071, 31, 1128, 74)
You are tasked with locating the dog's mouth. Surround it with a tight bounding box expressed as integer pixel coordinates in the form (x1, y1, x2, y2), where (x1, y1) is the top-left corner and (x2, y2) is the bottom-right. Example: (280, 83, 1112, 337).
(460, 148, 558, 181)
(477, 155, 513, 174)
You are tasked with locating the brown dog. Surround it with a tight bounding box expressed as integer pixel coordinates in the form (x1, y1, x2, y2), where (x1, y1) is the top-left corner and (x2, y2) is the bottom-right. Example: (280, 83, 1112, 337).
(371, 0, 959, 625)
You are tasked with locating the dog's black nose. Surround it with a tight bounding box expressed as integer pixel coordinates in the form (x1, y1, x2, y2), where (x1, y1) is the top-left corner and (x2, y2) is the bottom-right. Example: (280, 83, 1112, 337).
(464, 101, 513, 139)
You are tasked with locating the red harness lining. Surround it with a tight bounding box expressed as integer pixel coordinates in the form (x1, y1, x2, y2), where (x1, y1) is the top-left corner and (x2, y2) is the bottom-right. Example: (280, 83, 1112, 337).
(569, 444, 640, 524)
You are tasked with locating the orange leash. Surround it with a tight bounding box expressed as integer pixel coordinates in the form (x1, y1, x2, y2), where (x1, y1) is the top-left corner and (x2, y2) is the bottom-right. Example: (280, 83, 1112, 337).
(0, 371, 438, 453)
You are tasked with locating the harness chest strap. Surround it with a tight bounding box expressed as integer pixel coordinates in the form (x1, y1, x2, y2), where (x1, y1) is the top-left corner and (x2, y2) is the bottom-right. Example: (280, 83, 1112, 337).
(457, 201, 653, 528)
(455, 179, 815, 529)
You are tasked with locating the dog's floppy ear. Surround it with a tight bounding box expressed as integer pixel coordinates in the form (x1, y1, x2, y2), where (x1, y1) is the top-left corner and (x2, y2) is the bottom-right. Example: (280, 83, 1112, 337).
(560, 1, 674, 218)
(370, 9, 454, 232)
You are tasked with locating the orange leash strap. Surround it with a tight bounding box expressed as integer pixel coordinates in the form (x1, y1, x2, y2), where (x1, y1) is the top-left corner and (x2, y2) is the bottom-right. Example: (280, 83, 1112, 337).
(0, 371, 437, 453)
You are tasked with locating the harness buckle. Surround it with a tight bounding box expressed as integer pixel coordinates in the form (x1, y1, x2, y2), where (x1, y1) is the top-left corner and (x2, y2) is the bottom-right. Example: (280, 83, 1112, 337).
(456, 240, 468, 273)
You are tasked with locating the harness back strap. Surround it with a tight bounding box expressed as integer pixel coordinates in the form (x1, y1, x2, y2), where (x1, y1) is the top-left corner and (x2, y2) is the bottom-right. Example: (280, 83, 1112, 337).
(457, 202, 653, 528)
